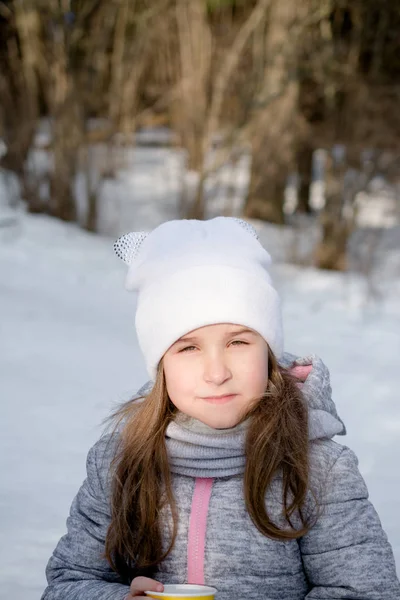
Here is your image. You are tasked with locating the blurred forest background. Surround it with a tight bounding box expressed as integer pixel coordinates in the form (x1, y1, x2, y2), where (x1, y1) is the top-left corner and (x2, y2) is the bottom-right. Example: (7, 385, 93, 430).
(1, 0, 400, 274)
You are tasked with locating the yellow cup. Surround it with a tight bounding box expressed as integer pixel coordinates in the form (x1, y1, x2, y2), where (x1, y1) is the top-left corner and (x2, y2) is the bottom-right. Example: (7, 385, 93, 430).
(145, 584, 217, 600)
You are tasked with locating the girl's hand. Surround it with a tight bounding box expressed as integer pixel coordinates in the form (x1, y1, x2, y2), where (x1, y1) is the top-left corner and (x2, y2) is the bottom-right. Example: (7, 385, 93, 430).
(126, 576, 164, 598)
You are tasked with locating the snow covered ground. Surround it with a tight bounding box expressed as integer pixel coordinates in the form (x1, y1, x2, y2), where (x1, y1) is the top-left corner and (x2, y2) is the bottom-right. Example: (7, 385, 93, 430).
(1, 210, 400, 600)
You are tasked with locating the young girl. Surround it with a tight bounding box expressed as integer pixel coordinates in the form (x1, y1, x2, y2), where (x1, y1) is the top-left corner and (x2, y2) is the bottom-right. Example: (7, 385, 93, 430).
(42, 217, 400, 600)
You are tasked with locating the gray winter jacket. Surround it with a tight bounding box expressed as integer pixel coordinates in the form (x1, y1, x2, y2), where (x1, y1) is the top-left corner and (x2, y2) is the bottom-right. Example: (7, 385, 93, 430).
(41, 355, 400, 600)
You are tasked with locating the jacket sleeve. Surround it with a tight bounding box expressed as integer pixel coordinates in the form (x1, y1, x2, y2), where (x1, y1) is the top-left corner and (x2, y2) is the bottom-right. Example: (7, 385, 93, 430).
(41, 437, 131, 600)
(300, 446, 400, 599)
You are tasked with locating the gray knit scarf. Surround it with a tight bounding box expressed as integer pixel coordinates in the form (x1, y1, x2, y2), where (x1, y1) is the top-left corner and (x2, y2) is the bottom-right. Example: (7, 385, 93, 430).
(165, 413, 248, 478)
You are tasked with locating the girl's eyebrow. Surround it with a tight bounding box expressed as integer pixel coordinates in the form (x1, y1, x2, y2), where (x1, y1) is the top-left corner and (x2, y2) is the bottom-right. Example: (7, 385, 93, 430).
(228, 327, 256, 336)
(176, 335, 198, 344)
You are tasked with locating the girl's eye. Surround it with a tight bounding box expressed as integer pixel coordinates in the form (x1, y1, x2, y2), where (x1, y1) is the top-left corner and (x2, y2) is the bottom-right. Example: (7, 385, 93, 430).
(230, 340, 248, 346)
(179, 345, 197, 353)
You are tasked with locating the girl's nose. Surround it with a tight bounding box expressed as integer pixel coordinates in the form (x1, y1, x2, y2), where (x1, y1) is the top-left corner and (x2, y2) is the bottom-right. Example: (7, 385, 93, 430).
(203, 353, 232, 385)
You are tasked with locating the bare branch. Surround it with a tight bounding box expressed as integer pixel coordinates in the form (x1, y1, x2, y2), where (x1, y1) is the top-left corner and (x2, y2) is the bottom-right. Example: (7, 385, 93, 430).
(0, 1, 12, 19)
(204, 0, 271, 146)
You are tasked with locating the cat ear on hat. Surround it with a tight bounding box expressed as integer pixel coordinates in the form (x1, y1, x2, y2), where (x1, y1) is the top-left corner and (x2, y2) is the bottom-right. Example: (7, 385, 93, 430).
(114, 219, 258, 266)
(114, 218, 266, 290)
(113, 231, 149, 266)
(231, 218, 259, 241)
(231, 218, 272, 267)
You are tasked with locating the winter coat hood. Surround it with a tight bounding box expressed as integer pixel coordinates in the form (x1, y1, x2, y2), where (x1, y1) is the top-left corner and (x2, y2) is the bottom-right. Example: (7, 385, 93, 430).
(280, 352, 346, 440)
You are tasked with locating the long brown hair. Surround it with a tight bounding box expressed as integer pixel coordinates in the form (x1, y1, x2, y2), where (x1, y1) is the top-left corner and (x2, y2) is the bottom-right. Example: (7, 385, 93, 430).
(105, 347, 315, 578)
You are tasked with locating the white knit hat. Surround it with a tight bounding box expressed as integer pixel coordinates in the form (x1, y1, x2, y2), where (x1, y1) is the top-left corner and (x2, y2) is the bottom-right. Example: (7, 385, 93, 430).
(114, 217, 283, 378)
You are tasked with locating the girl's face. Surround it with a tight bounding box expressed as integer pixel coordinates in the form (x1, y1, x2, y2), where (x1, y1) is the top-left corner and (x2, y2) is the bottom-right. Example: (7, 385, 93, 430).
(163, 323, 269, 429)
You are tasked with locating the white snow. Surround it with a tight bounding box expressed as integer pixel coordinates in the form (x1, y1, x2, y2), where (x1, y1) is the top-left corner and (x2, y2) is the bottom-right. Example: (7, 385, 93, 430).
(1, 210, 400, 599)
(355, 188, 399, 229)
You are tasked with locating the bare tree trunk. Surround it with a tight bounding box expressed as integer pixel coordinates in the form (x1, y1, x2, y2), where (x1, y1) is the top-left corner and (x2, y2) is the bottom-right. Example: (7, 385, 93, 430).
(177, 0, 271, 219)
(50, 99, 81, 222)
(314, 153, 349, 270)
(245, 158, 287, 224)
(108, 0, 158, 140)
(14, 0, 41, 121)
(175, 0, 211, 171)
(86, 187, 98, 232)
(109, 0, 130, 127)
(0, 40, 36, 176)
(297, 141, 314, 213)
(243, 0, 304, 224)
(315, 213, 350, 271)
(47, 20, 82, 222)
(187, 172, 207, 220)
(1, 2, 42, 210)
